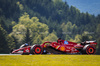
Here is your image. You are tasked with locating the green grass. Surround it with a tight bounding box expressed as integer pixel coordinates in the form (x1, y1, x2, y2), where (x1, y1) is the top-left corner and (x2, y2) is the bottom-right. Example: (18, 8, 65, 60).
(0, 55, 100, 66)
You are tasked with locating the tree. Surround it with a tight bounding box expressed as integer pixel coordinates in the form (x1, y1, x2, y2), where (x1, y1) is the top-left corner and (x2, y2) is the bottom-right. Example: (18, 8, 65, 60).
(32, 35, 42, 44)
(0, 25, 15, 53)
(61, 21, 77, 39)
(96, 24, 100, 36)
(42, 33, 58, 43)
(82, 31, 92, 40)
(65, 35, 71, 41)
(97, 37, 100, 54)
(0, 0, 20, 20)
(7, 35, 15, 50)
(10, 24, 27, 46)
(0, 0, 100, 54)
(24, 28, 32, 44)
(96, 24, 100, 54)
(70, 34, 82, 43)
(0, 25, 8, 53)
(10, 13, 49, 46)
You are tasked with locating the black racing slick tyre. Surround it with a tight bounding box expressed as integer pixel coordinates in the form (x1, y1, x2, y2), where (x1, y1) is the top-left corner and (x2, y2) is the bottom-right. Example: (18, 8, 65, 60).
(82, 45, 96, 55)
(30, 45, 43, 54)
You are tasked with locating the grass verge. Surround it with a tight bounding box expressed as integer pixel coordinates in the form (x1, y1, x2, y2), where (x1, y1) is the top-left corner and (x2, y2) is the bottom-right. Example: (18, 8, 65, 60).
(0, 55, 100, 66)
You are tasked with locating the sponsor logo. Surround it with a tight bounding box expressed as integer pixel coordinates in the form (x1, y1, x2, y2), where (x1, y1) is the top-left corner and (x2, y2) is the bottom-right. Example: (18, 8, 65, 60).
(56, 46, 60, 49)
(25, 49, 29, 52)
(60, 46, 65, 51)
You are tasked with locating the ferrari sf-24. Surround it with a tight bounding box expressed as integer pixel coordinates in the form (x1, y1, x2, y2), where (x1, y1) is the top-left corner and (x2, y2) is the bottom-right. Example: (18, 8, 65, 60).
(11, 39, 97, 55)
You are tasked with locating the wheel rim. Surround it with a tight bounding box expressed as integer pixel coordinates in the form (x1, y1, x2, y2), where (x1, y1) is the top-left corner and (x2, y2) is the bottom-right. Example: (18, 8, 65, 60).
(86, 47, 95, 54)
(88, 48, 94, 53)
(35, 47, 41, 54)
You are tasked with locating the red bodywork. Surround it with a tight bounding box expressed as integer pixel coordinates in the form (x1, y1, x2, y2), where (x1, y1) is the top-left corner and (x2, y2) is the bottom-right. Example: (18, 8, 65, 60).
(11, 40, 97, 55)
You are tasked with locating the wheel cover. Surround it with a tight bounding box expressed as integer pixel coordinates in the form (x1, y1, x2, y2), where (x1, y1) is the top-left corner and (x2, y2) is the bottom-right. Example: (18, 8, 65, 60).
(35, 47, 41, 54)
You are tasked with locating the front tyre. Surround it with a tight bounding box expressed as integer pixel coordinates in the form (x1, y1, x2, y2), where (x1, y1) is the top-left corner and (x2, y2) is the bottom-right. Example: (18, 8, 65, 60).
(31, 45, 43, 54)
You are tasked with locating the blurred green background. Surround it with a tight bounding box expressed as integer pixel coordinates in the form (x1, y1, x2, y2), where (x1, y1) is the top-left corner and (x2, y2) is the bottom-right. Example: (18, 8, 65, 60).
(0, 0, 100, 54)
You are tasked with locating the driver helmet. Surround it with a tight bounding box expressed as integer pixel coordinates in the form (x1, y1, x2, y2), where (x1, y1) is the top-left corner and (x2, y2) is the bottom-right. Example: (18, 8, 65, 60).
(25, 43, 28, 46)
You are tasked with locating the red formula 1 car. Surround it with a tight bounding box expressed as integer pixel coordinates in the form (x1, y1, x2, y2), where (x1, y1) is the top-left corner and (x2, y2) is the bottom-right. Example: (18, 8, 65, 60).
(11, 39, 97, 55)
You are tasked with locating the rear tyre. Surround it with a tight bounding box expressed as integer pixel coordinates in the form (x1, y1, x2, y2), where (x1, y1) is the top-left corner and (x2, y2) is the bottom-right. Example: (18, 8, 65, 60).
(31, 45, 43, 54)
(82, 45, 96, 55)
